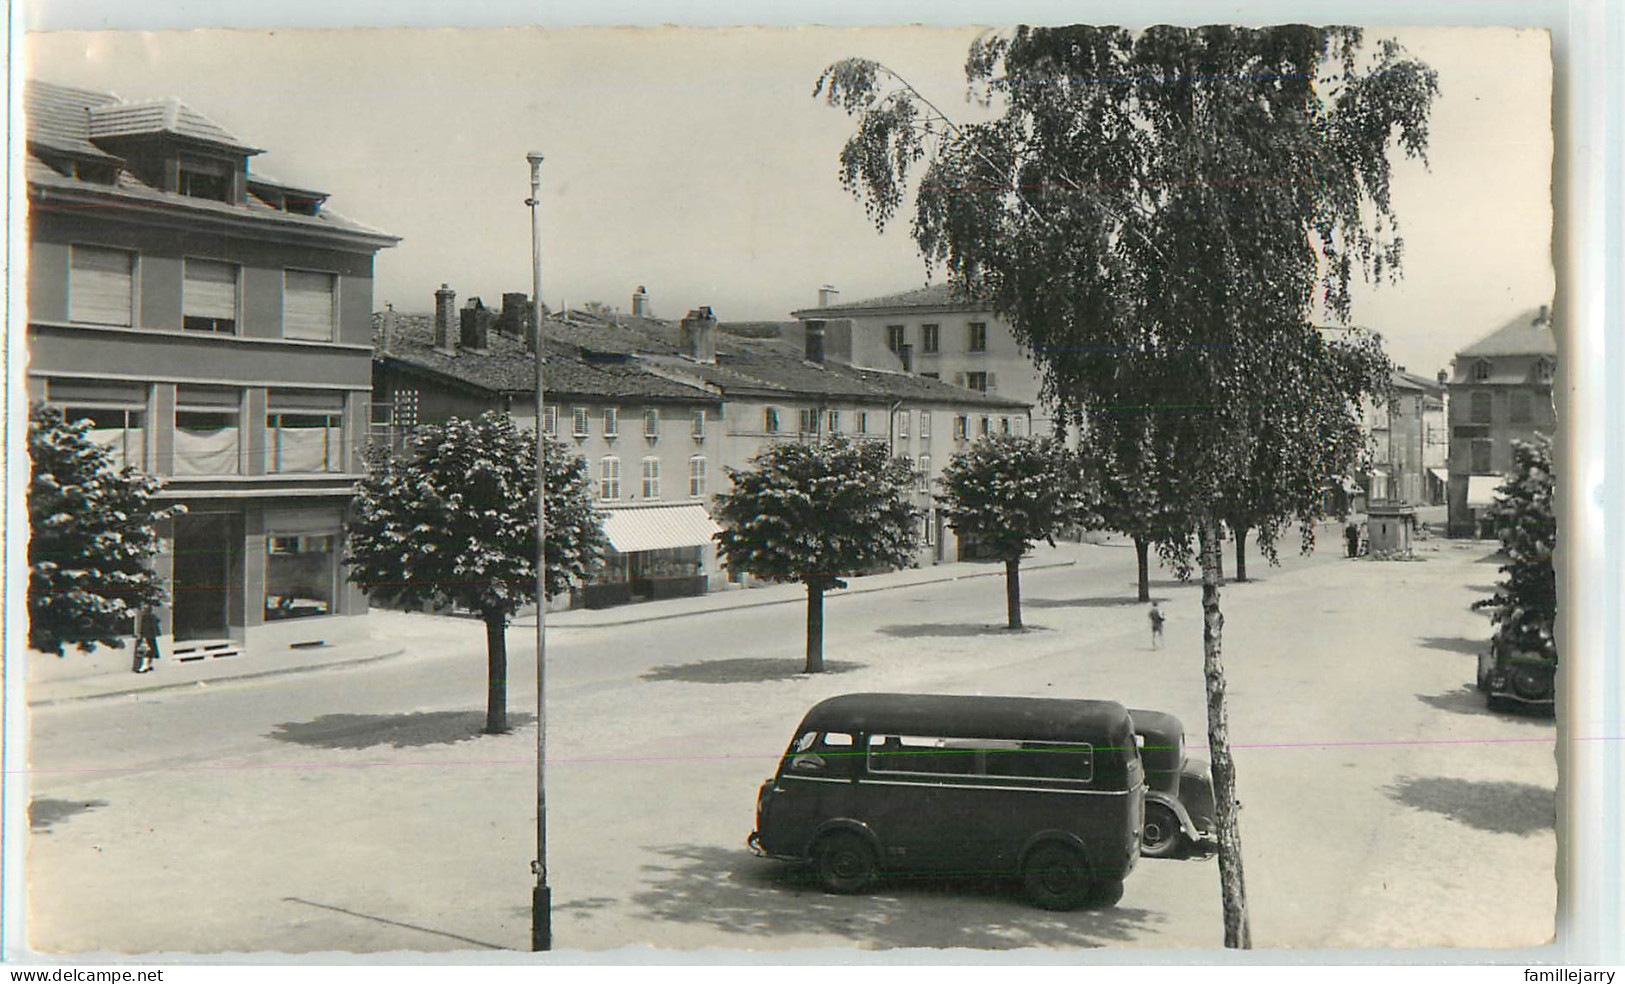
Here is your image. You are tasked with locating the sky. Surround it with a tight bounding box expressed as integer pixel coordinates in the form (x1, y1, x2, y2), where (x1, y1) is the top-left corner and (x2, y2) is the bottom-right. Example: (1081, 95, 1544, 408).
(23, 24, 1554, 380)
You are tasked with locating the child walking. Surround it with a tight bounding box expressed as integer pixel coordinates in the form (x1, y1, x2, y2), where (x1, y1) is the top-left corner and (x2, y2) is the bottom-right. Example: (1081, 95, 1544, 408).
(1148, 601, 1166, 650)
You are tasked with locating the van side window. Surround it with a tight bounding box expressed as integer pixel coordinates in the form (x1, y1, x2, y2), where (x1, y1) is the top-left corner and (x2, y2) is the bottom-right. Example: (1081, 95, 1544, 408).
(868, 734, 974, 776)
(789, 731, 858, 778)
(986, 741, 1095, 783)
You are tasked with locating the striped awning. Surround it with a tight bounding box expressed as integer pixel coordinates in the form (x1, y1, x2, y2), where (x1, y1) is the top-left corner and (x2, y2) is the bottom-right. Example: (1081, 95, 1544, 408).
(1467, 475, 1503, 508)
(600, 503, 721, 554)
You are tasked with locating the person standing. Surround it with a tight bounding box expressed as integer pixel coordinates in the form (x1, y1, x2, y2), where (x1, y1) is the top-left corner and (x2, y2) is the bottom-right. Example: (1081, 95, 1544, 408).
(1148, 601, 1166, 651)
(1345, 521, 1360, 558)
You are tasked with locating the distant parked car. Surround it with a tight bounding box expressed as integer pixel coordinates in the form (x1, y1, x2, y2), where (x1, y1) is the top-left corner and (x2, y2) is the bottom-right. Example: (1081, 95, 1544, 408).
(1129, 709, 1216, 858)
(748, 693, 1145, 909)
(1476, 638, 1556, 712)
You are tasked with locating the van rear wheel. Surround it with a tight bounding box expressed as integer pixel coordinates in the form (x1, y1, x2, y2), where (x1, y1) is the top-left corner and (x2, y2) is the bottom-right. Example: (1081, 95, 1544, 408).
(813, 831, 877, 895)
(1141, 802, 1184, 858)
(1021, 842, 1093, 910)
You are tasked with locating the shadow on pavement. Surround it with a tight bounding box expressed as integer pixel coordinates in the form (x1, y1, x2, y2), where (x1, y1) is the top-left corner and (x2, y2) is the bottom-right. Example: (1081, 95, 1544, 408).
(629, 844, 1161, 949)
(1025, 596, 1164, 609)
(1418, 636, 1485, 656)
(1416, 687, 1554, 726)
(267, 710, 537, 749)
(30, 797, 108, 833)
(877, 623, 1049, 639)
(1466, 584, 1499, 594)
(641, 657, 863, 684)
(1388, 776, 1555, 836)
(1145, 579, 1205, 590)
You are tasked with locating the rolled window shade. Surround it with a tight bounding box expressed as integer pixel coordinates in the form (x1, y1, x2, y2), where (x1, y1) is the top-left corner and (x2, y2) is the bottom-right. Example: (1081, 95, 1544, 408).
(284, 270, 335, 340)
(184, 260, 239, 318)
(69, 246, 134, 326)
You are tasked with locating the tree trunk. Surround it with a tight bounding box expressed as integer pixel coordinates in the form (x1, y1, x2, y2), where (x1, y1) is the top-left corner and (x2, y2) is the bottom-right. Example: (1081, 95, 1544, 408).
(1134, 537, 1151, 602)
(1199, 513, 1251, 948)
(1005, 556, 1023, 630)
(804, 583, 825, 674)
(1215, 525, 1226, 584)
(1234, 525, 1249, 582)
(484, 610, 509, 734)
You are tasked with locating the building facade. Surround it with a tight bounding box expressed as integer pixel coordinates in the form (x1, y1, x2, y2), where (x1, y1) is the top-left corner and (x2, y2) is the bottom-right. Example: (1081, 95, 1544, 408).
(25, 80, 398, 655)
(1445, 306, 1557, 537)
(1365, 368, 1448, 506)
(790, 284, 1061, 438)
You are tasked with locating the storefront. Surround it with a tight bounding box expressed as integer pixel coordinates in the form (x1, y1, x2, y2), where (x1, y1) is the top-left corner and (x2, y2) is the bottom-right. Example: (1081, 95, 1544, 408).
(577, 503, 722, 609)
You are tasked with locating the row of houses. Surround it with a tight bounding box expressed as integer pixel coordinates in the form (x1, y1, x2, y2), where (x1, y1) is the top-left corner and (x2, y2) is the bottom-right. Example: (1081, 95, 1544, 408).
(21, 77, 1556, 658)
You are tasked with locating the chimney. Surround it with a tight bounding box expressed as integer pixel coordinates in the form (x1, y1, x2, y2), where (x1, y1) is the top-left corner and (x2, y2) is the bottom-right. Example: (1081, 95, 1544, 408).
(1437, 369, 1448, 387)
(818, 284, 839, 308)
(382, 302, 396, 353)
(805, 319, 827, 364)
(632, 286, 649, 318)
(434, 284, 457, 354)
(1536, 304, 1549, 325)
(460, 297, 493, 352)
(680, 306, 717, 364)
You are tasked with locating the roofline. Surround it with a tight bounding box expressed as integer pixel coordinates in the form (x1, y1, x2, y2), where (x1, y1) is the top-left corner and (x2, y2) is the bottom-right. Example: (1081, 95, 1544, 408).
(790, 301, 989, 319)
(27, 181, 400, 250)
(377, 353, 723, 405)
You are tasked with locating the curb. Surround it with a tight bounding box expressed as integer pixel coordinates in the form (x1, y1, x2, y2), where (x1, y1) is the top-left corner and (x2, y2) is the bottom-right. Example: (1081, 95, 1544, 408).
(535, 558, 1079, 630)
(27, 646, 407, 709)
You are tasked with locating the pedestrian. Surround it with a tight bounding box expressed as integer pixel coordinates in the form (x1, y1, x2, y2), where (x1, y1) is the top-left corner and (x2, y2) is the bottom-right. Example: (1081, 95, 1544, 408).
(1345, 521, 1360, 558)
(132, 607, 161, 674)
(1148, 601, 1166, 650)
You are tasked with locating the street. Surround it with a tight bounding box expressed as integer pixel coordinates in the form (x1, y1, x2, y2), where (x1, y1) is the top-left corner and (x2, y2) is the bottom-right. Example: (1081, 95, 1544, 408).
(25, 534, 1556, 953)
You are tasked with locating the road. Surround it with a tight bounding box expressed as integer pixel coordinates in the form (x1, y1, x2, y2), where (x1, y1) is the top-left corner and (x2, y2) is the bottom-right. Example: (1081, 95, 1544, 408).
(24, 534, 1556, 954)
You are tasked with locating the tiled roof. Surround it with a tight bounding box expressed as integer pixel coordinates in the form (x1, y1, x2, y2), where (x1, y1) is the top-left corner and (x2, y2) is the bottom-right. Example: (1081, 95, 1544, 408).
(24, 80, 393, 244)
(791, 282, 989, 317)
(88, 97, 259, 152)
(1458, 307, 1558, 359)
(374, 312, 719, 404)
(1392, 369, 1444, 394)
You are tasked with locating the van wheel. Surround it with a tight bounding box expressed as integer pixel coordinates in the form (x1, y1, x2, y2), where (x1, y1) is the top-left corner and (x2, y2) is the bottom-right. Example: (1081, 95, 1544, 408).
(1021, 842, 1093, 910)
(1141, 802, 1184, 859)
(813, 832, 877, 895)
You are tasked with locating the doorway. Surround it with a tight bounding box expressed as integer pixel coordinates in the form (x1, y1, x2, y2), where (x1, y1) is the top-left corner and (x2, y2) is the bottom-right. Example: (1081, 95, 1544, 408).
(171, 512, 235, 641)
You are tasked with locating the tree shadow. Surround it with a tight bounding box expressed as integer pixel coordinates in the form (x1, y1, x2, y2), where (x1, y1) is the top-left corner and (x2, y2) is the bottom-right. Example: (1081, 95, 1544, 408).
(1387, 776, 1555, 836)
(1145, 579, 1205, 590)
(267, 710, 537, 750)
(641, 658, 863, 684)
(1418, 636, 1485, 656)
(876, 623, 1051, 639)
(30, 797, 108, 833)
(1025, 596, 1166, 609)
(1466, 584, 1499, 594)
(1475, 551, 1507, 564)
(628, 844, 1162, 949)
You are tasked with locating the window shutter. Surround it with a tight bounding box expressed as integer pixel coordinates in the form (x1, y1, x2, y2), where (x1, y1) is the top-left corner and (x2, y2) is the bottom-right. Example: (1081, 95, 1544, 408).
(69, 246, 134, 326)
(986, 372, 998, 392)
(284, 270, 336, 341)
(184, 260, 238, 318)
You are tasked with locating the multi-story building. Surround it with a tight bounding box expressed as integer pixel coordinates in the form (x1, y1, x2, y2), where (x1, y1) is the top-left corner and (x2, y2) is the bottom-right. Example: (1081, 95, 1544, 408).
(1365, 367, 1448, 506)
(1445, 306, 1557, 537)
(372, 287, 1033, 605)
(790, 284, 1061, 438)
(371, 289, 725, 609)
(24, 80, 397, 656)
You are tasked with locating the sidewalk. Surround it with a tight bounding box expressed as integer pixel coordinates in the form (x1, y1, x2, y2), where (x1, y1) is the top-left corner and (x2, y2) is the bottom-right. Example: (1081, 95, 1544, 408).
(23, 634, 405, 708)
(21, 543, 1086, 707)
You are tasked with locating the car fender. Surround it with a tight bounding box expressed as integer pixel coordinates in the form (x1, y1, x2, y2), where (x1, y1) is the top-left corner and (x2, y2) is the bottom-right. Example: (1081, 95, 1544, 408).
(805, 818, 882, 861)
(1144, 788, 1200, 840)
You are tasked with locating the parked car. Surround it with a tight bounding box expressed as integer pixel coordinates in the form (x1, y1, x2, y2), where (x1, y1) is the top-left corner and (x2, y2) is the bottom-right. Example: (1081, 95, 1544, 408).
(1128, 709, 1216, 858)
(748, 692, 1145, 909)
(1477, 638, 1556, 712)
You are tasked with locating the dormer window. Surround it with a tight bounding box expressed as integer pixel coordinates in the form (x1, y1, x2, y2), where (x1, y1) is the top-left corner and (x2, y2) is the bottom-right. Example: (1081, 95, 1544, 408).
(178, 158, 232, 202)
(1533, 359, 1554, 384)
(1471, 360, 1491, 382)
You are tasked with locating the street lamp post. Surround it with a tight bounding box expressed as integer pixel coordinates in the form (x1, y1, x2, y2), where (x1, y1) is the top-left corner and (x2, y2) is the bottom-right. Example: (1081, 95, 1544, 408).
(526, 150, 551, 953)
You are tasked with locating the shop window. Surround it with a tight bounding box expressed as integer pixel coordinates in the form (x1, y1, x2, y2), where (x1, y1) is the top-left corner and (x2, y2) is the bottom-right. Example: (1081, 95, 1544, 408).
(265, 533, 336, 621)
(69, 245, 136, 327)
(182, 259, 239, 334)
(599, 456, 621, 500)
(283, 270, 337, 341)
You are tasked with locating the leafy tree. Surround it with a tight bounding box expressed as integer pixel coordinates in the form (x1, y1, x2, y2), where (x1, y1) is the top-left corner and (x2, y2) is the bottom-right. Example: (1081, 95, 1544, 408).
(714, 435, 919, 672)
(937, 434, 1089, 628)
(28, 404, 184, 656)
(818, 25, 1433, 946)
(1077, 412, 1191, 600)
(346, 411, 604, 733)
(1474, 436, 1556, 660)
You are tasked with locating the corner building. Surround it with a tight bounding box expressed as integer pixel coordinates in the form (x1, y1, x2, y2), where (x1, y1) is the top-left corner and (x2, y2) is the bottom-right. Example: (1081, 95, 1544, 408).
(24, 80, 398, 656)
